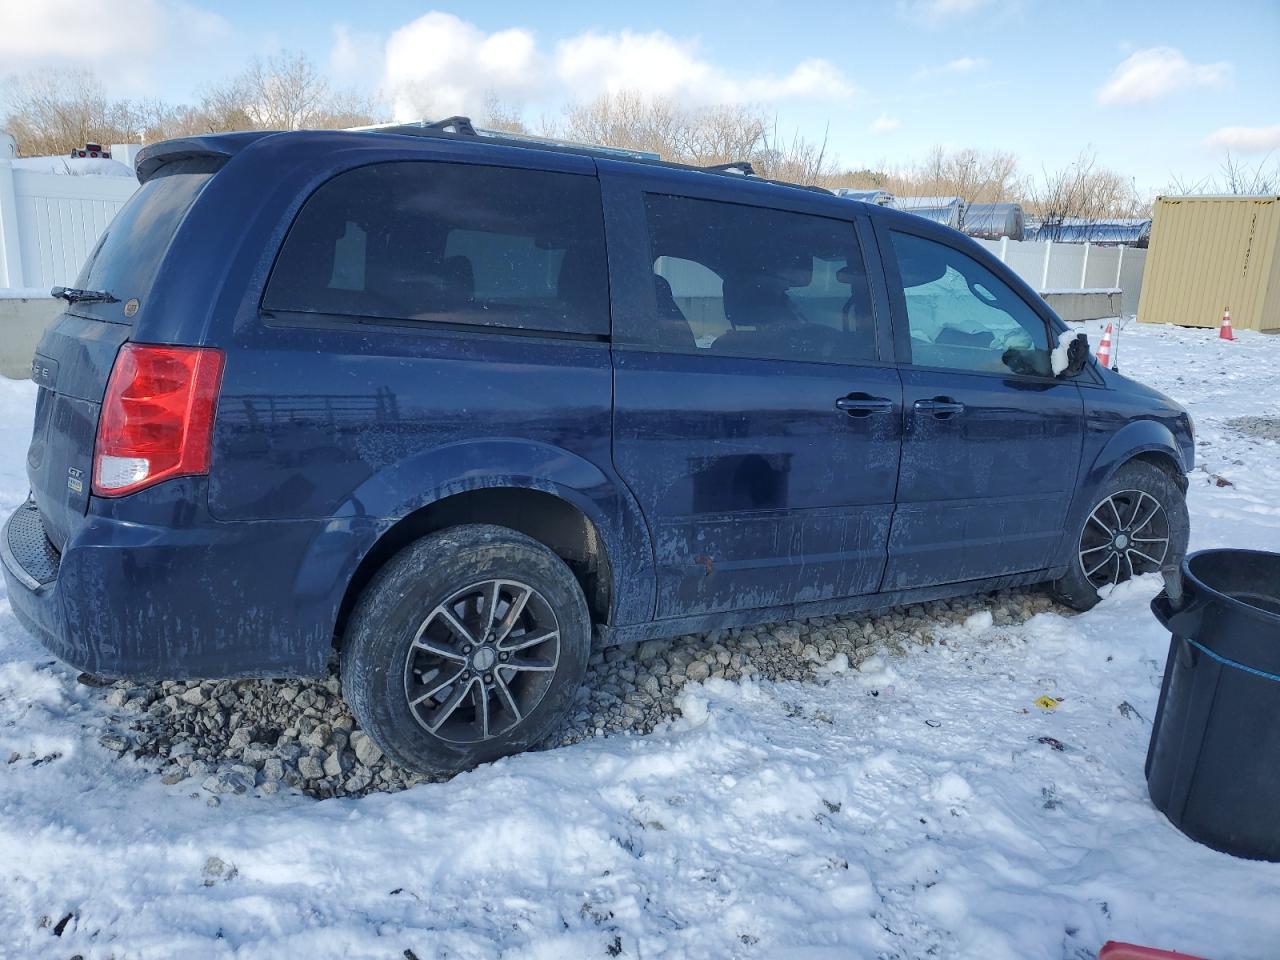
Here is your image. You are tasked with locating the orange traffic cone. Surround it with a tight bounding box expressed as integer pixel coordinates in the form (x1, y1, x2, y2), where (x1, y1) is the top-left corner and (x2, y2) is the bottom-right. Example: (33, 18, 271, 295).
(1219, 308, 1235, 341)
(1096, 322, 1114, 369)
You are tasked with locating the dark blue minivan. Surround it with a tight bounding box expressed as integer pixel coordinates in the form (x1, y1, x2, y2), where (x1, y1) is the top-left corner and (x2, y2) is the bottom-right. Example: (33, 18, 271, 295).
(2, 123, 1194, 773)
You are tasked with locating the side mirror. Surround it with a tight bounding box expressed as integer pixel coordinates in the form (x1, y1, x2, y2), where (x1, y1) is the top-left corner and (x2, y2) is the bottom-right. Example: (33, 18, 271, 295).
(1059, 332, 1090, 378)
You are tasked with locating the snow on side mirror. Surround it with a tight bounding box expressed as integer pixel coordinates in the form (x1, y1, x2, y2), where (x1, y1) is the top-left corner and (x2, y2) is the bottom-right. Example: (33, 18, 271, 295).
(1052, 331, 1090, 378)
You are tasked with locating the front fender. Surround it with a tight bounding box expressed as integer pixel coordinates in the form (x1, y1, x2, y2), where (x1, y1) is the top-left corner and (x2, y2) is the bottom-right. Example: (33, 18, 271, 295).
(337, 438, 656, 626)
(1049, 418, 1189, 573)
(1082, 418, 1187, 493)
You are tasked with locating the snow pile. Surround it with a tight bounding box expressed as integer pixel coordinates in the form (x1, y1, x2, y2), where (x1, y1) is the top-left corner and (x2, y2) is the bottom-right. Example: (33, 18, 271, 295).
(3, 156, 137, 179)
(2, 324, 1280, 958)
(1050, 327, 1078, 375)
(96, 589, 1060, 800)
(0, 287, 55, 300)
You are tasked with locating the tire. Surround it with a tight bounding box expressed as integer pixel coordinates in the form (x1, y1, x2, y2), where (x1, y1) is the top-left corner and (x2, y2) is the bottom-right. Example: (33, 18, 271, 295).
(1052, 460, 1190, 611)
(340, 524, 591, 775)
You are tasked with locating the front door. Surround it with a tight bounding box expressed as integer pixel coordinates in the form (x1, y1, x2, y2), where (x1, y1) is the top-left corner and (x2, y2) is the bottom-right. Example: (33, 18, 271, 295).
(604, 169, 903, 619)
(878, 225, 1084, 590)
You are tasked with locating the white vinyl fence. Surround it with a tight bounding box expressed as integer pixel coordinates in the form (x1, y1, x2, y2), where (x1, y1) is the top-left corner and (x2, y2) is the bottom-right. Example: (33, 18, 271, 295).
(0, 162, 139, 292)
(974, 237, 1147, 316)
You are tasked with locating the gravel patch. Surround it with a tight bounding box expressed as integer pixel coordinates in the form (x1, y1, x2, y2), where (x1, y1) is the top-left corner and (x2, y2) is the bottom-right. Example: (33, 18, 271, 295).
(90, 587, 1065, 800)
(1226, 415, 1280, 442)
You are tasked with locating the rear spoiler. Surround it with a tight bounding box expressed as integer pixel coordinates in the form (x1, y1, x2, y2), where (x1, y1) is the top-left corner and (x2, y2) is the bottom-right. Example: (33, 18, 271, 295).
(135, 132, 274, 183)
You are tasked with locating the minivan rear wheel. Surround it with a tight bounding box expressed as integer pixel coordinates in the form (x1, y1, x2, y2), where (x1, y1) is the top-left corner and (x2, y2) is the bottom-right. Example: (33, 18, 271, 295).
(341, 524, 590, 775)
(1052, 460, 1189, 611)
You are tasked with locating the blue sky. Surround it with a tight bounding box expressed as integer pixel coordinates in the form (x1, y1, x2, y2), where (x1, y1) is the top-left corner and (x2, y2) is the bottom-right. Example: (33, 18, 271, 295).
(3, 0, 1277, 191)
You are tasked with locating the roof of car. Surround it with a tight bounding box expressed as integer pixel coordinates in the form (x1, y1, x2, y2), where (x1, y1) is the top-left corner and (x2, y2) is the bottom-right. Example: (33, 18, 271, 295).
(135, 122, 848, 203)
(135, 126, 992, 257)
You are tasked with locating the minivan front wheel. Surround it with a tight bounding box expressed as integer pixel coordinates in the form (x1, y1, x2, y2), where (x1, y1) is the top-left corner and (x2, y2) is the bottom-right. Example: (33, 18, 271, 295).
(341, 524, 590, 775)
(1052, 460, 1189, 611)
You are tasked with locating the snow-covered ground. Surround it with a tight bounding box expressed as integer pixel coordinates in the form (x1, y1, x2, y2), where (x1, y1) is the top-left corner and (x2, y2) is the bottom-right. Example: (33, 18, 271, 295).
(2, 155, 137, 178)
(2, 322, 1279, 960)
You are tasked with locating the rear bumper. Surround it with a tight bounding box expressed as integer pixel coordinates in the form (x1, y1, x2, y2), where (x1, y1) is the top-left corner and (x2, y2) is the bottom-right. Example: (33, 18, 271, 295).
(2, 500, 70, 658)
(2, 485, 371, 680)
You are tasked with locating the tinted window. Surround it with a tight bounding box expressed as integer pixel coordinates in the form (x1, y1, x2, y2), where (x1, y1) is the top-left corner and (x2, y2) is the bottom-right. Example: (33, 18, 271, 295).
(891, 231, 1052, 377)
(642, 194, 876, 363)
(265, 162, 608, 336)
(75, 167, 213, 323)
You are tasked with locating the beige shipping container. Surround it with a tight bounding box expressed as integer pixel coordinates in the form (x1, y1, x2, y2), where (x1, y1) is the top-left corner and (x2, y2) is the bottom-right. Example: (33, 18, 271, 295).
(1137, 195, 1280, 332)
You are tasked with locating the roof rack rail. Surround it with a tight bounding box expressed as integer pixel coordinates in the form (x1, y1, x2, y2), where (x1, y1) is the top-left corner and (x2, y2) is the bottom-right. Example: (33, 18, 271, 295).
(351, 117, 833, 195)
(423, 116, 477, 136)
(703, 161, 756, 176)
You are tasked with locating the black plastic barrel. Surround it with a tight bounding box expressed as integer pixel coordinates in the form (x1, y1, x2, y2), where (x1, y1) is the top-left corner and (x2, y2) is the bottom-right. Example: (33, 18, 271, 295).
(1147, 549, 1280, 861)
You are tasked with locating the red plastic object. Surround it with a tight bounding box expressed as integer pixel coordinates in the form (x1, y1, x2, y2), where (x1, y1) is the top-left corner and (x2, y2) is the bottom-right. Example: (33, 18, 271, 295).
(1219, 308, 1235, 341)
(93, 343, 224, 497)
(1100, 941, 1207, 960)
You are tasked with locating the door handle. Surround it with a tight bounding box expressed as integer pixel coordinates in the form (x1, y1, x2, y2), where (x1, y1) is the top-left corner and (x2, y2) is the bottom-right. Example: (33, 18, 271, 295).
(835, 395, 894, 417)
(913, 397, 965, 419)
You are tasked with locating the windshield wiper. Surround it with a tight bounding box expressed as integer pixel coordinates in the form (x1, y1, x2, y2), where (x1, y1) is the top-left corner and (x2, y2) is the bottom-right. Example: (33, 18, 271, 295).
(51, 286, 119, 304)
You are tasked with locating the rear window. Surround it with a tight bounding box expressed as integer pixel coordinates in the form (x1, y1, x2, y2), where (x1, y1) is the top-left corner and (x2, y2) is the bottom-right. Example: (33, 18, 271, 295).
(75, 166, 214, 322)
(263, 161, 609, 336)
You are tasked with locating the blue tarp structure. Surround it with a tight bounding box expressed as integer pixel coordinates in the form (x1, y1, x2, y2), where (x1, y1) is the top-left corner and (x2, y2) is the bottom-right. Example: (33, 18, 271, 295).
(1025, 217, 1151, 246)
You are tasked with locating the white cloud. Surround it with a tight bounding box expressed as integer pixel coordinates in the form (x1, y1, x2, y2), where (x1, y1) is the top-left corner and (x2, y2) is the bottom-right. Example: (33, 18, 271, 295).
(1204, 124, 1280, 153)
(898, 0, 1004, 26)
(555, 32, 855, 103)
(0, 0, 231, 93)
(330, 24, 384, 89)
(870, 115, 901, 134)
(944, 56, 986, 74)
(1097, 46, 1231, 106)
(382, 14, 857, 122)
(759, 58, 857, 101)
(914, 56, 988, 79)
(554, 30, 712, 100)
(384, 12, 543, 120)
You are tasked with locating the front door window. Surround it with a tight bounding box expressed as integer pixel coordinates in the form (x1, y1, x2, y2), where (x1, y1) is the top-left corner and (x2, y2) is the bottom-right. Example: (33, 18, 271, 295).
(891, 231, 1052, 378)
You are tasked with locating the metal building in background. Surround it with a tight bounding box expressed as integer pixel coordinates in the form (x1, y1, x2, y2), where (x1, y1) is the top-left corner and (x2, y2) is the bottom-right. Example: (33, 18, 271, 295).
(1138, 195, 1280, 332)
(963, 202, 1025, 240)
(890, 195, 966, 230)
(834, 187, 895, 206)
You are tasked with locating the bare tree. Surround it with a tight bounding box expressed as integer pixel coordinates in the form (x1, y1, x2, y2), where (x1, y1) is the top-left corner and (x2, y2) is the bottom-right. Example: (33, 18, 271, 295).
(557, 91, 834, 185)
(1025, 148, 1144, 236)
(1167, 153, 1280, 196)
(831, 167, 893, 191)
(931, 147, 1020, 203)
(676, 102, 766, 165)
(3, 62, 1171, 219)
(479, 93, 530, 135)
(1, 69, 148, 156)
(833, 146, 1021, 203)
(560, 91, 687, 159)
(198, 52, 379, 131)
(2, 56, 381, 155)
(754, 120, 835, 186)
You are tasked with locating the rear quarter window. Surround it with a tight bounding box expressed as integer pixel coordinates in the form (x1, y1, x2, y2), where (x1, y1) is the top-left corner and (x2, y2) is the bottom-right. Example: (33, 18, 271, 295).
(263, 161, 609, 337)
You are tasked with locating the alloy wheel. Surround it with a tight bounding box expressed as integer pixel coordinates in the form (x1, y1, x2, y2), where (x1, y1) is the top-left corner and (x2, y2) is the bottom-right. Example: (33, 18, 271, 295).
(1078, 489, 1171, 589)
(403, 579, 560, 744)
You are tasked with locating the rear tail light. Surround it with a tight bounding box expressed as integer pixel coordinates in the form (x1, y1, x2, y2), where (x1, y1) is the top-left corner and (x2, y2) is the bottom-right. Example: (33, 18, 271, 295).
(93, 343, 225, 497)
